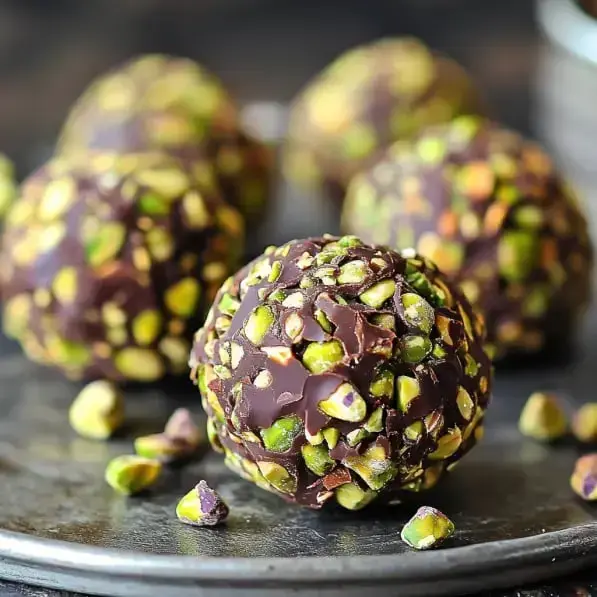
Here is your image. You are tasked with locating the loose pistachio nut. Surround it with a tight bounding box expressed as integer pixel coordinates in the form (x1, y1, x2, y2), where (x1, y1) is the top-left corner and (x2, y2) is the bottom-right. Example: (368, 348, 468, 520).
(343, 116, 593, 360)
(401, 506, 455, 550)
(519, 392, 568, 442)
(570, 454, 597, 501)
(176, 480, 229, 526)
(191, 236, 492, 509)
(1, 151, 244, 381)
(105, 455, 162, 495)
(572, 403, 597, 444)
(69, 380, 124, 440)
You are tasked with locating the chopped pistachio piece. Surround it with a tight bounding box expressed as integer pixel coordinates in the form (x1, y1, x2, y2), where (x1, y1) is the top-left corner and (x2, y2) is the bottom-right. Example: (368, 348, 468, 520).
(257, 461, 297, 494)
(360, 279, 396, 308)
(318, 382, 367, 422)
(571, 454, 597, 501)
(396, 376, 420, 412)
(302, 340, 345, 374)
(572, 403, 597, 444)
(302, 444, 335, 476)
(456, 386, 475, 421)
(164, 408, 203, 446)
(218, 293, 241, 317)
(370, 369, 394, 398)
(400, 335, 432, 364)
(176, 480, 229, 526)
(335, 482, 377, 511)
(134, 433, 195, 463)
(314, 309, 333, 333)
(364, 407, 384, 433)
(498, 230, 539, 282)
(344, 444, 398, 490)
(69, 380, 124, 440)
(305, 429, 325, 445)
(519, 392, 568, 442)
(346, 428, 370, 447)
(338, 260, 368, 284)
(260, 416, 303, 453)
(206, 418, 224, 453)
(401, 506, 455, 550)
(429, 428, 463, 460)
(323, 427, 340, 449)
(244, 306, 275, 345)
(401, 293, 434, 334)
(114, 348, 164, 381)
(105, 455, 161, 495)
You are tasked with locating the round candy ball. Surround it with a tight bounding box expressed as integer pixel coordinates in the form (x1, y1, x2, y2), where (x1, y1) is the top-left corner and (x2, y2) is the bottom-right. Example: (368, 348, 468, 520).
(190, 235, 492, 510)
(0, 152, 244, 381)
(283, 37, 484, 198)
(57, 54, 272, 222)
(342, 116, 593, 358)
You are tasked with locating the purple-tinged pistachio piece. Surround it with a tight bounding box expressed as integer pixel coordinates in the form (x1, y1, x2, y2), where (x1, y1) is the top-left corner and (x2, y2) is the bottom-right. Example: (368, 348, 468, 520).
(176, 480, 229, 526)
(401, 506, 455, 550)
(571, 454, 597, 501)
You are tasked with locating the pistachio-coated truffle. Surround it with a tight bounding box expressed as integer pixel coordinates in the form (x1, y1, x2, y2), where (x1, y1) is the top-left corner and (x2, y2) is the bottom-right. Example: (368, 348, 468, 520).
(342, 116, 593, 358)
(57, 54, 272, 221)
(0, 152, 244, 381)
(190, 235, 492, 510)
(283, 38, 484, 198)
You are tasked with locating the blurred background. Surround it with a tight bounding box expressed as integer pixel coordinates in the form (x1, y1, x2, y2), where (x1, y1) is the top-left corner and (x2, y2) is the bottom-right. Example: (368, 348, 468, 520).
(0, 0, 595, 242)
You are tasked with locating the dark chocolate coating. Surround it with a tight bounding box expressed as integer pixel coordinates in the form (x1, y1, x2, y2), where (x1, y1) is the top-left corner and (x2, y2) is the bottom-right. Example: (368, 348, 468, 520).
(0, 152, 244, 381)
(282, 37, 485, 198)
(57, 54, 272, 222)
(342, 116, 594, 359)
(191, 235, 492, 510)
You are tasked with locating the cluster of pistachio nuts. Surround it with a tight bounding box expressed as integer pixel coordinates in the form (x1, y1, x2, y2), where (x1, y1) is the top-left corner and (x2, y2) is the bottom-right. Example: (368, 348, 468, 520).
(57, 54, 271, 222)
(190, 235, 492, 510)
(0, 152, 243, 381)
(343, 116, 594, 358)
(283, 37, 484, 198)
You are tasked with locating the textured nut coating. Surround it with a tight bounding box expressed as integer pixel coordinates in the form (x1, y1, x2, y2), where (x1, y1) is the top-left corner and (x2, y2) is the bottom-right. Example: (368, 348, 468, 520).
(343, 117, 593, 358)
(0, 152, 244, 381)
(57, 54, 272, 221)
(191, 235, 492, 510)
(283, 37, 483, 197)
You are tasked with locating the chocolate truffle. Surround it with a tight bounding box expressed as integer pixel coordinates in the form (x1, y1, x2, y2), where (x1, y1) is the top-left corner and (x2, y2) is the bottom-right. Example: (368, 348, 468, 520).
(0, 152, 244, 381)
(57, 54, 272, 221)
(283, 37, 484, 198)
(190, 235, 492, 510)
(342, 116, 593, 358)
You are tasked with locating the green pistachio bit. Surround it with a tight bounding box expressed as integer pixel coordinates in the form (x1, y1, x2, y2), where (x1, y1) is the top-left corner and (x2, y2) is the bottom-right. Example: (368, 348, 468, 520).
(316, 246, 346, 265)
(176, 481, 229, 527)
(370, 313, 396, 331)
(257, 461, 297, 494)
(400, 335, 432, 364)
(429, 428, 463, 460)
(337, 235, 363, 248)
(306, 429, 325, 445)
(405, 271, 446, 306)
(432, 343, 447, 359)
(299, 276, 315, 289)
(244, 306, 275, 345)
(282, 292, 305, 308)
(105, 455, 161, 495)
(456, 387, 475, 421)
(284, 312, 304, 342)
(206, 418, 224, 453)
(314, 309, 333, 333)
(346, 428, 370, 447)
(401, 293, 435, 334)
(134, 433, 193, 463)
(344, 445, 398, 490)
(519, 392, 568, 442)
(335, 482, 377, 511)
(401, 506, 455, 550)
(139, 192, 170, 215)
(498, 231, 539, 282)
(260, 416, 303, 453)
(360, 280, 396, 308)
(86, 222, 126, 267)
(132, 310, 162, 346)
(365, 407, 384, 433)
(338, 260, 368, 284)
(218, 293, 241, 316)
(523, 287, 549, 317)
(69, 380, 124, 440)
(514, 205, 543, 229)
(323, 427, 340, 449)
(572, 403, 597, 443)
(404, 421, 424, 441)
(268, 289, 286, 302)
(230, 343, 244, 369)
(397, 376, 420, 412)
(268, 261, 283, 282)
(370, 370, 394, 398)
(254, 369, 273, 388)
(570, 455, 597, 500)
(115, 348, 164, 381)
(165, 278, 200, 318)
(464, 354, 479, 377)
(302, 444, 335, 476)
(302, 340, 345, 374)
(318, 383, 367, 423)
(213, 365, 231, 380)
(215, 316, 232, 337)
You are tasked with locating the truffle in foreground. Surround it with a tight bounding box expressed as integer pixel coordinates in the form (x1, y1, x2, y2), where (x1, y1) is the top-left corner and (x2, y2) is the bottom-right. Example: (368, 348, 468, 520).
(190, 235, 492, 510)
(342, 116, 593, 358)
